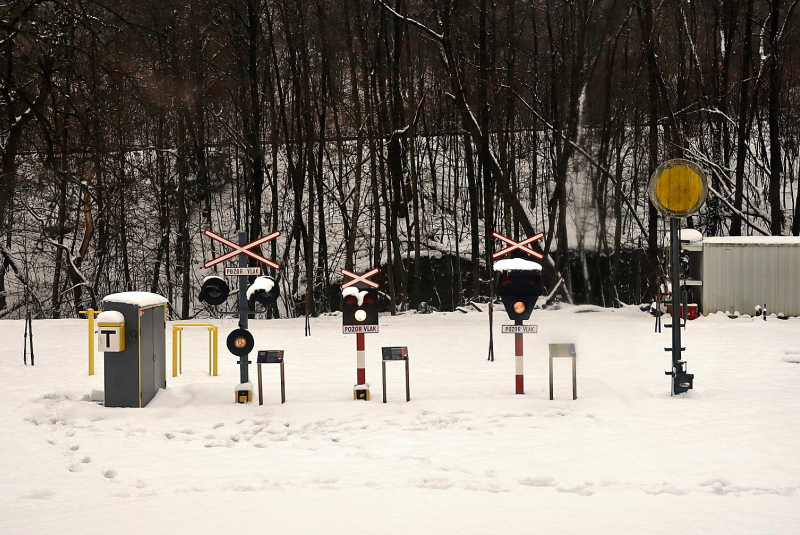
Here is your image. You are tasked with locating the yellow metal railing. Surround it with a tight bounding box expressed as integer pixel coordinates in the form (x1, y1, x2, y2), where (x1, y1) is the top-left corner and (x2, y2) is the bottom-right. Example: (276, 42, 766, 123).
(172, 324, 219, 377)
(80, 309, 103, 375)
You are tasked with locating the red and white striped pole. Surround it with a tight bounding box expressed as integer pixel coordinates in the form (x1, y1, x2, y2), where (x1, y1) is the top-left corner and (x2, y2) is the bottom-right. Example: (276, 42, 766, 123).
(357, 332, 366, 384)
(515, 320, 524, 394)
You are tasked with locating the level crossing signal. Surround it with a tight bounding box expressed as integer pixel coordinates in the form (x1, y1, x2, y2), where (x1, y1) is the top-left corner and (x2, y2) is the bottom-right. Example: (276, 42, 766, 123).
(492, 232, 545, 321)
(341, 269, 380, 330)
(247, 276, 280, 308)
(199, 276, 230, 306)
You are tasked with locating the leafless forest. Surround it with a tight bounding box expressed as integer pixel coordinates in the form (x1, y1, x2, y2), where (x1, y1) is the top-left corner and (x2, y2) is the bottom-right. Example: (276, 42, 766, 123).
(2, 0, 799, 320)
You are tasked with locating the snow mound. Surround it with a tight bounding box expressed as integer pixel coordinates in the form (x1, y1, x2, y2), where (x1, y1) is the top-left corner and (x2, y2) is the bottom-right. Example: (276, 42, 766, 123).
(245, 276, 275, 300)
(493, 258, 542, 271)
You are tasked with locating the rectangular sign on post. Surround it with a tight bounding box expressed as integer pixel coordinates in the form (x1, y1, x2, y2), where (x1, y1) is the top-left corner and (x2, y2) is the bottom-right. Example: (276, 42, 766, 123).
(343, 325, 379, 334)
(224, 267, 262, 276)
(501, 325, 538, 334)
(257, 350, 284, 364)
(256, 350, 286, 405)
(381, 346, 410, 403)
(381, 346, 408, 360)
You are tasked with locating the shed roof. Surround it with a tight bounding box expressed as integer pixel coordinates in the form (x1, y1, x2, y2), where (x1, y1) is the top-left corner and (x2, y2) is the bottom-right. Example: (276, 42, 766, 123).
(703, 236, 800, 245)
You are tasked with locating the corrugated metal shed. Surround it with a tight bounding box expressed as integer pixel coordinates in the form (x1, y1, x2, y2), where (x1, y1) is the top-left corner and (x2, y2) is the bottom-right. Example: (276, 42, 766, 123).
(702, 237, 800, 316)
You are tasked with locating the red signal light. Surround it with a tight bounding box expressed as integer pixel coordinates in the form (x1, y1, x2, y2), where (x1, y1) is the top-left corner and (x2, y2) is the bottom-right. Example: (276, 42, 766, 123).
(500, 275, 512, 286)
(363, 293, 377, 304)
(344, 295, 358, 306)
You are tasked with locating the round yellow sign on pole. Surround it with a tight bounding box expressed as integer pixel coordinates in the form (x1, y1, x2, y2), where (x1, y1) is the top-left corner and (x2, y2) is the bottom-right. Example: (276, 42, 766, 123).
(648, 159, 708, 218)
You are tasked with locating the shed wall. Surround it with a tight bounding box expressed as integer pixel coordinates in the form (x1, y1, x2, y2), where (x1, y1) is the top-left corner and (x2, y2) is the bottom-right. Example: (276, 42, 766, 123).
(703, 243, 800, 316)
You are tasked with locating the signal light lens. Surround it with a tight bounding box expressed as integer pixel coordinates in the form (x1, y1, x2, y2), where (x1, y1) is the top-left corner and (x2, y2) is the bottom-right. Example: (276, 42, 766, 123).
(513, 301, 526, 314)
(344, 295, 358, 306)
(363, 293, 376, 304)
(500, 275, 512, 286)
(207, 287, 222, 299)
(355, 309, 367, 322)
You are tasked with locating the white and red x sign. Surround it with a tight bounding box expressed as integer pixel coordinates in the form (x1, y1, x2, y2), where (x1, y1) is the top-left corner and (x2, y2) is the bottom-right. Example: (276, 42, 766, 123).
(341, 268, 380, 289)
(203, 230, 281, 270)
(491, 231, 545, 260)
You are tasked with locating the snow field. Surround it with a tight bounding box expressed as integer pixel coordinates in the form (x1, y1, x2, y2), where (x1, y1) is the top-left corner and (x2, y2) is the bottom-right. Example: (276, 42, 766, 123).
(1, 306, 799, 534)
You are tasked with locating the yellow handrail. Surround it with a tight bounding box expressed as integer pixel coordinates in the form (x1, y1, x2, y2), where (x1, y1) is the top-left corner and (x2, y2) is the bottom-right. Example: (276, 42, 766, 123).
(172, 324, 218, 377)
(80, 309, 103, 376)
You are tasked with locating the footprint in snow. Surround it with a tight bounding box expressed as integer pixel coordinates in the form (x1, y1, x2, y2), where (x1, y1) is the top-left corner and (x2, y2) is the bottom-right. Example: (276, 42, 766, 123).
(23, 491, 56, 500)
(519, 476, 556, 487)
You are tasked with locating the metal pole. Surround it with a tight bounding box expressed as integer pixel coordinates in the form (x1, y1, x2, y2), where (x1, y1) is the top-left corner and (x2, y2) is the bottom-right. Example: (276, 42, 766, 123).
(405, 359, 410, 402)
(572, 356, 577, 400)
(670, 217, 682, 393)
(85, 309, 96, 376)
(238, 231, 249, 385)
(515, 318, 524, 394)
(356, 332, 366, 384)
(382, 360, 387, 403)
(257, 363, 264, 405)
(280, 361, 285, 404)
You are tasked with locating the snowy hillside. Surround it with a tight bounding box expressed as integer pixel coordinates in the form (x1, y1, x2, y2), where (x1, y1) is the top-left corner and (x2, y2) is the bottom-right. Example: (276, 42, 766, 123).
(1, 306, 799, 534)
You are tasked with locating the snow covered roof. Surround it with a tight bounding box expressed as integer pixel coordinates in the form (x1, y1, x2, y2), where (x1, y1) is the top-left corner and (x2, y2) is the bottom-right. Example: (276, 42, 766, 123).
(103, 292, 168, 307)
(95, 310, 125, 324)
(493, 258, 543, 272)
(703, 236, 800, 245)
(680, 229, 703, 243)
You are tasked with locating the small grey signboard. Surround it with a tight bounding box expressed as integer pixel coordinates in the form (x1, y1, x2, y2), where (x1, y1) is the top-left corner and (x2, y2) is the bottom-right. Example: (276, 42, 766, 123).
(381, 346, 408, 361)
(257, 350, 284, 364)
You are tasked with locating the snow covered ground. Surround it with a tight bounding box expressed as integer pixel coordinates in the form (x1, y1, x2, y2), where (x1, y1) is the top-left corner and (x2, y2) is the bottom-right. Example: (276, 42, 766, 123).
(1, 305, 799, 534)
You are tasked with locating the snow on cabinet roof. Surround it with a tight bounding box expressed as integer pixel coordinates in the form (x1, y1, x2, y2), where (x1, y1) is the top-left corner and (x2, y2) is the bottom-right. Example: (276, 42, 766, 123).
(246, 276, 274, 300)
(703, 236, 800, 245)
(680, 229, 703, 243)
(96, 310, 125, 324)
(493, 258, 543, 271)
(103, 291, 168, 307)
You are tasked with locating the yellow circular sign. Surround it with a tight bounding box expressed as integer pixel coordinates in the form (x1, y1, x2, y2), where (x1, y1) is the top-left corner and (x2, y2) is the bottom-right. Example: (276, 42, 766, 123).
(648, 159, 708, 218)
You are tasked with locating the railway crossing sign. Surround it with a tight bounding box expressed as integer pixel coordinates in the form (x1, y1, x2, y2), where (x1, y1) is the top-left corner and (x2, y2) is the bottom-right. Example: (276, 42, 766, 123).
(492, 231, 545, 259)
(201, 229, 282, 400)
(341, 268, 380, 289)
(203, 230, 281, 269)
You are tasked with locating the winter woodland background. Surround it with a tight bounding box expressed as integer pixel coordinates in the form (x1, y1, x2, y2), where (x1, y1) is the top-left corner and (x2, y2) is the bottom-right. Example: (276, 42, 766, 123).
(2, 0, 800, 320)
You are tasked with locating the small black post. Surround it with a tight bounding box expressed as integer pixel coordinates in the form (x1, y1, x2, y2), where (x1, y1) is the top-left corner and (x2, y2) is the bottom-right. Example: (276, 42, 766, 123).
(382, 360, 387, 403)
(670, 218, 682, 394)
(280, 361, 286, 403)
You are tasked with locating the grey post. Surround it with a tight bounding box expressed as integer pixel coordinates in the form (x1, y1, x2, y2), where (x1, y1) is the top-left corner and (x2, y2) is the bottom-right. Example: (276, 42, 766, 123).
(238, 230, 249, 385)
